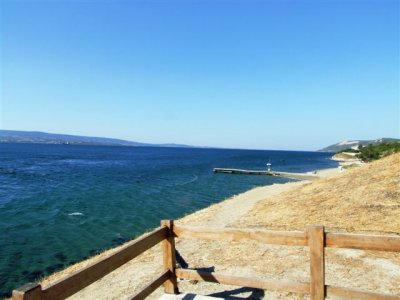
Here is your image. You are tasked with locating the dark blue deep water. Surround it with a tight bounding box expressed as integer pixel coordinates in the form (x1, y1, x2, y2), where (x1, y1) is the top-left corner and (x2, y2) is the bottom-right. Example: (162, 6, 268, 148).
(0, 143, 337, 296)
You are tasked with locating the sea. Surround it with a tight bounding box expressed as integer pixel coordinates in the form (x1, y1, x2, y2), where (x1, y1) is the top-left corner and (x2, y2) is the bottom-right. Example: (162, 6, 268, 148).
(0, 143, 337, 296)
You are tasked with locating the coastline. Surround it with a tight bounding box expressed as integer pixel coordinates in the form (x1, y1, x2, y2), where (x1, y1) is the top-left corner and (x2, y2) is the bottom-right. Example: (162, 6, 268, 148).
(1, 146, 338, 299)
(17, 157, 400, 299)
(38, 166, 340, 299)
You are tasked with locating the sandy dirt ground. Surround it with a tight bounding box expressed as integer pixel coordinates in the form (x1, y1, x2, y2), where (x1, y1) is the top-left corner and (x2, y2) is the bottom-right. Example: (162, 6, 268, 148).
(38, 155, 399, 300)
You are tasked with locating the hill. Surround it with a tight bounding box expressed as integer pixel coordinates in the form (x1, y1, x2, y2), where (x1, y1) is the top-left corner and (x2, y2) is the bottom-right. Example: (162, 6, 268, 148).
(319, 138, 399, 152)
(0, 130, 193, 148)
(239, 153, 400, 234)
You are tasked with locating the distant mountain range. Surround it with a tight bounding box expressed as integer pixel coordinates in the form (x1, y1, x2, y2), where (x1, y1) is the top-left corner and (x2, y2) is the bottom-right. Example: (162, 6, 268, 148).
(3, 130, 399, 152)
(319, 138, 400, 152)
(0, 130, 194, 148)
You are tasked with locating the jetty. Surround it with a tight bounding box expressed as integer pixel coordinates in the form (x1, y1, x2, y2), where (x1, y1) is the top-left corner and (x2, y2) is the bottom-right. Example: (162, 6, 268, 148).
(213, 168, 319, 180)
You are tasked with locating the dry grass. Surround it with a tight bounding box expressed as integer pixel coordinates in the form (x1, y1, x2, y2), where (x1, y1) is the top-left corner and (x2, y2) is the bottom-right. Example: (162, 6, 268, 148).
(237, 153, 400, 235)
(173, 154, 400, 298)
(332, 152, 358, 161)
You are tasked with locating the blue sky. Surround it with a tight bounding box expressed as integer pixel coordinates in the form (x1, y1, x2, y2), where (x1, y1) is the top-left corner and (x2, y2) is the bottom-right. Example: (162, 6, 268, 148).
(1, 0, 399, 150)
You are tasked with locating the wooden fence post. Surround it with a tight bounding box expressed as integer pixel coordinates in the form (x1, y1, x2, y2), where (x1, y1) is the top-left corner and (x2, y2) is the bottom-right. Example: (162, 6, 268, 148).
(12, 283, 42, 300)
(161, 220, 179, 294)
(308, 225, 325, 300)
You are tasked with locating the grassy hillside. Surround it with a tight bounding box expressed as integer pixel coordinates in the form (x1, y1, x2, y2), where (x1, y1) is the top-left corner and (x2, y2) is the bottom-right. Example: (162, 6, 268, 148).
(239, 153, 400, 234)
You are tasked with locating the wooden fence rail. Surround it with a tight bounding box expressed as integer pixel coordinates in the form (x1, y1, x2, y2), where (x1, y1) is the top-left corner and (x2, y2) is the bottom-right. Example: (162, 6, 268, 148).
(12, 225, 171, 300)
(173, 223, 400, 300)
(12, 220, 400, 300)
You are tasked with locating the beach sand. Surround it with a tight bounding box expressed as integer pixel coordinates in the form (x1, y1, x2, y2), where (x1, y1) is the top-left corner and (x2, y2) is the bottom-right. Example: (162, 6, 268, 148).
(38, 156, 399, 299)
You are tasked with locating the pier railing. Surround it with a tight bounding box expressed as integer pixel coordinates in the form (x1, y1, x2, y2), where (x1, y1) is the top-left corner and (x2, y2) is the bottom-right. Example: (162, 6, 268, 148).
(13, 220, 400, 300)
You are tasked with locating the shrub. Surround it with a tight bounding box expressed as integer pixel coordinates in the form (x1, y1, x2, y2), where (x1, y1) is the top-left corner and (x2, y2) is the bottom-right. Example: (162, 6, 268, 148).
(356, 142, 400, 162)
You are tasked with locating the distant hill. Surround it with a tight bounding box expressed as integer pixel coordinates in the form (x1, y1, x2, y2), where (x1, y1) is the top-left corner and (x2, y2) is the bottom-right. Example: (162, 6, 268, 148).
(319, 138, 400, 152)
(0, 130, 194, 148)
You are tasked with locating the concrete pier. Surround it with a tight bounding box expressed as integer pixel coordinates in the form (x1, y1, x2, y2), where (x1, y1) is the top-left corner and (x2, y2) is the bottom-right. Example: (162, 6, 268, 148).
(213, 168, 319, 180)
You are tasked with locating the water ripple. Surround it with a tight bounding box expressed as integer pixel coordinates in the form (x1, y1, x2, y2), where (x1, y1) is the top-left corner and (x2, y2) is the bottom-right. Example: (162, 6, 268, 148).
(0, 144, 337, 297)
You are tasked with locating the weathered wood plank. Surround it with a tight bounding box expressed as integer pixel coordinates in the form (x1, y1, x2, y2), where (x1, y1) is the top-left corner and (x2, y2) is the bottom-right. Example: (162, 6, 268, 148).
(326, 232, 400, 252)
(130, 270, 170, 300)
(42, 226, 168, 300)
(173, 225, 307, 246)
(175, 269, 310, 294)
(326, 285, 400, 300)
(308, 225, 325, 300)
(161, 220, 179, 294)
(12, 283, 42, 300)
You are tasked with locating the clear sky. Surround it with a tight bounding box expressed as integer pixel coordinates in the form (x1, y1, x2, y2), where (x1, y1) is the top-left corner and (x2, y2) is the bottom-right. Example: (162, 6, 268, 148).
(1, 0, 399, 150)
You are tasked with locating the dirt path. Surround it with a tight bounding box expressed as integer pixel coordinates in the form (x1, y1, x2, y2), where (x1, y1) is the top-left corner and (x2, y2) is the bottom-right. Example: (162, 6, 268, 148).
(178, 181, 306, 228)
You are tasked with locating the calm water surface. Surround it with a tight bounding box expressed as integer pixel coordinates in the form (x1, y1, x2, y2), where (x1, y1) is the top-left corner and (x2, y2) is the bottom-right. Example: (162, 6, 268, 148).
(0, 143, 337, 296)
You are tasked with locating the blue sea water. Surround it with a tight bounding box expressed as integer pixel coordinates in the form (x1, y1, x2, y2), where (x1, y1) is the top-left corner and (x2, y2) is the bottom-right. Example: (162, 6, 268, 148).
(0, 143, 337, 296)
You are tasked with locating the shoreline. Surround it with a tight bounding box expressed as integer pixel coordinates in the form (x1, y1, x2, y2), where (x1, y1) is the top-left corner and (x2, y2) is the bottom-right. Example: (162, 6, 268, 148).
(8, 157, 397, 299)
(213, 168, 336, 180)
(177, 167, 339, 228)
(18, 155, 400, 299)
(1, 146, 339, 298)
(36, 166, 341, 299)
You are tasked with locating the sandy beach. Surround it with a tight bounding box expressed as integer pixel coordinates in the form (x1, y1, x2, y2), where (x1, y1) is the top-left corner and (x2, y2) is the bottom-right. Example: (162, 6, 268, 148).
(38, 155, 400, 299)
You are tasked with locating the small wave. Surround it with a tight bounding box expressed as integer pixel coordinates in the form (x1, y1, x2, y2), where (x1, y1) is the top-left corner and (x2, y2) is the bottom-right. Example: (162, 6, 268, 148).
(68, 212, 84, 216)
(176, 174, 198, 186)
(60, 159, 105, 166)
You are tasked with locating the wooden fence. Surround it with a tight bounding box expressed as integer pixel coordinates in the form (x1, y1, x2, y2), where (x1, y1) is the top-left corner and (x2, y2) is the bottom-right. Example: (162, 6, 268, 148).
(12, 220, 400, 300)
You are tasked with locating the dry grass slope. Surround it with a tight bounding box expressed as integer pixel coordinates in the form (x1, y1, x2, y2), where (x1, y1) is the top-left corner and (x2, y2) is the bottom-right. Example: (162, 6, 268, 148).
(238, 153, 400, 235)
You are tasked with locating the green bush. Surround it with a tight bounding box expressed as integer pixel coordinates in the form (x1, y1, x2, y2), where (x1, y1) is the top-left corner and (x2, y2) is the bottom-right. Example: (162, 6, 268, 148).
(356, 142, 400, 162)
